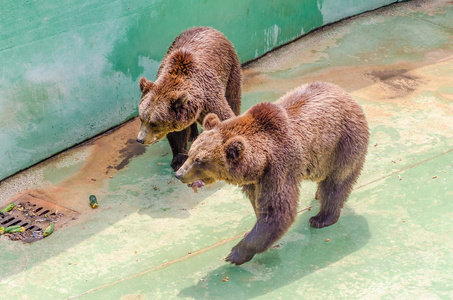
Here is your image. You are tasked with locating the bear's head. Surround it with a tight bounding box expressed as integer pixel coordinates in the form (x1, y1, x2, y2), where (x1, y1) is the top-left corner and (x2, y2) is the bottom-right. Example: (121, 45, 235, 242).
(137, 51, 200, 145)
(137, 77, 199, 144)
(175, 113, 267, 188)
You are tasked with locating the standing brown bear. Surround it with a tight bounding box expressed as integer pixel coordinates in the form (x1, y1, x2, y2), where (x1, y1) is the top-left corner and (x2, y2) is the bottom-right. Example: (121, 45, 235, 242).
(175, 82, 369, 265)
(137, 27, 242, 170)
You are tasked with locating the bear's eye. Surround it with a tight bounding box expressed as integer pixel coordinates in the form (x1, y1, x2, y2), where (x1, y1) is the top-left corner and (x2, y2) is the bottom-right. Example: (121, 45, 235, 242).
(149, 123, 157, 128)
(194, 158, 202, 165)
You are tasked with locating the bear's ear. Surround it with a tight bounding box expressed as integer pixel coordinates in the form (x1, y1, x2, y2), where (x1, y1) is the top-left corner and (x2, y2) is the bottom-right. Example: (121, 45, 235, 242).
(203, 113, 220, 130)
(224, 136, 246, 164)
(172, 93, 188, 111)
(139, 77, 154, 94)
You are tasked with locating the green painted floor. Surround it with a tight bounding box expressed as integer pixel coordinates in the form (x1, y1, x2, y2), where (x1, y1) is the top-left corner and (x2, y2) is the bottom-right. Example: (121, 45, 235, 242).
(1, 0, 452, 299)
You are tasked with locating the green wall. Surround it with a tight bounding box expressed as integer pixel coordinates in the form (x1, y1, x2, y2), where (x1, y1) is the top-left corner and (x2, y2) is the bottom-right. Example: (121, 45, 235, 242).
(0, 0, 401, 181)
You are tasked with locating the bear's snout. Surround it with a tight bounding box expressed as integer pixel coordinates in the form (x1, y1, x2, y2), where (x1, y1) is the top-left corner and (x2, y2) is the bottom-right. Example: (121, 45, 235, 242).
(175, 166, 189, 181)
(137, 138, 145, 144)
(174, 172, 183, 180)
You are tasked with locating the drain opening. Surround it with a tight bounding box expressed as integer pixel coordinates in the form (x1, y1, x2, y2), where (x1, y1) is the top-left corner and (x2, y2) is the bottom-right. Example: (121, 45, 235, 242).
(2, 217, 15, 225)
(40, 210, 50, 216)
(0, 193, 78, 243)
(9, 220, 22, 227)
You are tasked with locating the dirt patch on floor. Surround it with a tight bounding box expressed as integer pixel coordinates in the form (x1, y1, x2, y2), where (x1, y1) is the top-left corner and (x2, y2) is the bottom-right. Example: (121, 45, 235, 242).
(366, 69, 422, 99)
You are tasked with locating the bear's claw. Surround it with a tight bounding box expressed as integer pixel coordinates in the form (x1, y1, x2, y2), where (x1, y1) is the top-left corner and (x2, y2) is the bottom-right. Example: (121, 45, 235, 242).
(225, 246, 256, 265)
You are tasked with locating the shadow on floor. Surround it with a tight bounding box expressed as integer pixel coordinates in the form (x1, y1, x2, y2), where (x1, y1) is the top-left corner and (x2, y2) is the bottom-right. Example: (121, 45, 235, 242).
(179, 210, 370, 299)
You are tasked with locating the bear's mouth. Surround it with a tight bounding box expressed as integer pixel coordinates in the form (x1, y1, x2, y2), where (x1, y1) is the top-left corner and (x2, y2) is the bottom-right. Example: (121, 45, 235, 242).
(143, 136, 158, 145)
(188, 179, 205, 193)
(144, 133, 167, 145)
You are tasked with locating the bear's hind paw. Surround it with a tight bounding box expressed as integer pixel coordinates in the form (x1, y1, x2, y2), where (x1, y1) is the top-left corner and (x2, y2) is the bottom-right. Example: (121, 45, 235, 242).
(309, 213, 339, 228)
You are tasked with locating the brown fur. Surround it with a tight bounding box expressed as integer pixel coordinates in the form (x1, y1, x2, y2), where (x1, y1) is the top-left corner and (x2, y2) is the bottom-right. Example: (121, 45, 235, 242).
(175, 82, 369, 265)
(137, 27, 242, 170)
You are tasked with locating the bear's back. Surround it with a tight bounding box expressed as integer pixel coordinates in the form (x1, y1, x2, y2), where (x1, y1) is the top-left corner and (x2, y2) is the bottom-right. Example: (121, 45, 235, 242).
(171, 27, 227, 52)
(277, 82, 364, 136)
(161, 27, 237, 84)
(275, 82, 368, 179)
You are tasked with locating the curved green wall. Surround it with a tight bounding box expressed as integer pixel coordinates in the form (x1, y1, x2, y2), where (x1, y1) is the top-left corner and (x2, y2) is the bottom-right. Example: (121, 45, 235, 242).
(0, 0, 401, 181)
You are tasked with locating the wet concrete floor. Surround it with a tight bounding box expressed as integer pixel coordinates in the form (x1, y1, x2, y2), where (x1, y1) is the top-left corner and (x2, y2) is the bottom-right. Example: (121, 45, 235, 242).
(0, 0, 452, 298)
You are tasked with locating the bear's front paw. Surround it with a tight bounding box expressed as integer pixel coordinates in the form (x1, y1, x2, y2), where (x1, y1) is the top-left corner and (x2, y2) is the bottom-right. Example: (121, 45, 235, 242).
(309, 213, 339, 228)
(171, 154, 188, 171)
(225, 245, 256, 265)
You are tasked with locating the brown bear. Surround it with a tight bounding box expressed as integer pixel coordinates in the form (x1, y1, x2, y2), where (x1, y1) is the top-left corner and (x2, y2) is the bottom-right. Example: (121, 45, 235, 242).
(175, 82, 369, 265)
(136, 26, 242, 171)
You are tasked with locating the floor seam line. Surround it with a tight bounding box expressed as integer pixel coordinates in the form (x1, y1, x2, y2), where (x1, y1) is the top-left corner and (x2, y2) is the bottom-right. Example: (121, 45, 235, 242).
(68, 234, 244, 299)
(356, 147, 453, 190)
(396, 7, 453, 31)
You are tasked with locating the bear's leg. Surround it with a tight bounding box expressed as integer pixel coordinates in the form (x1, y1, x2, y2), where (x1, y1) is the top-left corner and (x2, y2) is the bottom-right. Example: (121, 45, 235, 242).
(226, 208, 296, 265)
(310, 172, 359, 228)
(225, 61, 242, 116)
(167, 127, 191, 171)
(226, 183, 298, 265)
(242, 184, 258, 217)
(189, 123, 199, 142)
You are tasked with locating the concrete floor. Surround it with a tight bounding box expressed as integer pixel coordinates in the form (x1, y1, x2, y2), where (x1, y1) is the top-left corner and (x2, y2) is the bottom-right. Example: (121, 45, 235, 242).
(1, 0, 452, 299)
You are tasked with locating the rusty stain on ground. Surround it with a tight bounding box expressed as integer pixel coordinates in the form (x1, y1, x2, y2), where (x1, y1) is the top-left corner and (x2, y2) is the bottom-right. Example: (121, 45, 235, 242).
(107, 138, 146, 173)
(5, 119, 144, 219)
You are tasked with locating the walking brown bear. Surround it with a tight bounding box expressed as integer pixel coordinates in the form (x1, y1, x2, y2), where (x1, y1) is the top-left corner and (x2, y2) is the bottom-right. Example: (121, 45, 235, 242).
(175, 82, 369, 265)
(137, 27, 242, 170)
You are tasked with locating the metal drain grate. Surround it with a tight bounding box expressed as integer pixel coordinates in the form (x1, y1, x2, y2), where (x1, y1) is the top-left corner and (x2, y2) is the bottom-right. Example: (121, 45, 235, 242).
(0, 193, 78, 243)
